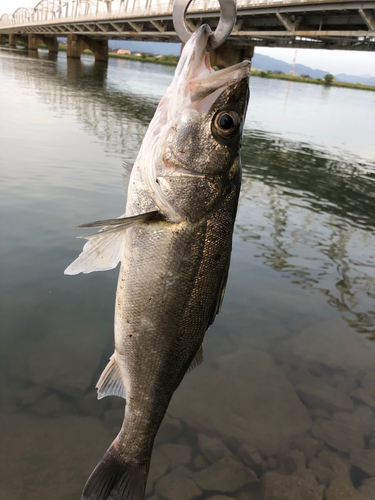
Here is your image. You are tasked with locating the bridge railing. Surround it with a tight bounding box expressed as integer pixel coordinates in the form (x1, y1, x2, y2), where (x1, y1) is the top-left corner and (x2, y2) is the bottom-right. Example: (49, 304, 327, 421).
(0, 0, 312, 29)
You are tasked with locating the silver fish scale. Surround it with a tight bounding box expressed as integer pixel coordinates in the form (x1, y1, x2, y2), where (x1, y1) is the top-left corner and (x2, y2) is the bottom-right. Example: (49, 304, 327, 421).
(114, 173, 240, 462)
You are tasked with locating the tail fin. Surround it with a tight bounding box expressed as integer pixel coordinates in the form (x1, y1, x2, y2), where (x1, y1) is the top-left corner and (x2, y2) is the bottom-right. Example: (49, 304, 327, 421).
(82, 439, 150, 500)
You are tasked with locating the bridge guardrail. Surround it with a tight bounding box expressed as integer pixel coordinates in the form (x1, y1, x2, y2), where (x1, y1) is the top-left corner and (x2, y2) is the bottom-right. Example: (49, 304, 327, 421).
(0, 0, 324, 29)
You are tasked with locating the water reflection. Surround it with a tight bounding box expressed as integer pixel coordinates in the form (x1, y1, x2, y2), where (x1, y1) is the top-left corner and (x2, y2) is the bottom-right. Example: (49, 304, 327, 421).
(2, 48, 374, 338)
(238, 134, 375, 338)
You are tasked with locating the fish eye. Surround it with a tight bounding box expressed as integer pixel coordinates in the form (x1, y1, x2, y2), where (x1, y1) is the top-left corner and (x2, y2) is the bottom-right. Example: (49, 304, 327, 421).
(212, 111, 241, 143)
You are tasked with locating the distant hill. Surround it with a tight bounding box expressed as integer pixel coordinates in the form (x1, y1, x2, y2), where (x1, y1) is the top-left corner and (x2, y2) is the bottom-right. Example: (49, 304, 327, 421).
(334, 72, 375, 86)
(252, 53, 375, 86)
(105, 39, 375, 86)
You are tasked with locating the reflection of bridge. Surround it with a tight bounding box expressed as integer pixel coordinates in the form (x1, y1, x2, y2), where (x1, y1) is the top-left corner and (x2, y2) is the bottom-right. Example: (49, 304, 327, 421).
(0, 0, 374, 63)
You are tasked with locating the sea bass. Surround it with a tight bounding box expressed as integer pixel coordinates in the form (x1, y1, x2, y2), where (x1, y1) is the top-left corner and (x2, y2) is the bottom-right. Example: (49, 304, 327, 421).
(65, 24, 250, 500)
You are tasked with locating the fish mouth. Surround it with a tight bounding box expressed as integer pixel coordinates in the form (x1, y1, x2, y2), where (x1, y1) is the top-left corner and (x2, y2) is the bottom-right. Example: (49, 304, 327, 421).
(190, 60, 251, 104)
(178, 24, 250, 106)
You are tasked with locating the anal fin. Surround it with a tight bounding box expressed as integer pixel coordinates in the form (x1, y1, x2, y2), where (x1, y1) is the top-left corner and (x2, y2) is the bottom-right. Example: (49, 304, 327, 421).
(187, 344, 203, 374)
(96, 354, 126, 400)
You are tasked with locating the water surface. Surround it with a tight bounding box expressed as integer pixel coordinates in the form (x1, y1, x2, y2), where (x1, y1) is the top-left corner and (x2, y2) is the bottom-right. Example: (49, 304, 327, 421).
(1, 47, 375, 500)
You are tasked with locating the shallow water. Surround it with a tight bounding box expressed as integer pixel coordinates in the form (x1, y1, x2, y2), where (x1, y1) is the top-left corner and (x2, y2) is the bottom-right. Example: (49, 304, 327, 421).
(1, 47, 375, 500)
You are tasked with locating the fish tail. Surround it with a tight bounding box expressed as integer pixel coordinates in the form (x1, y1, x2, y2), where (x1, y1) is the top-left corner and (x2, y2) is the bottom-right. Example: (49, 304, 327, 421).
(82, 435, 150, 500)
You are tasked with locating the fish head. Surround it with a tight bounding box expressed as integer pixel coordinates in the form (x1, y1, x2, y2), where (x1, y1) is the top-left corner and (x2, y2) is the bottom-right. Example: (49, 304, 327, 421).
(163, 62, 250, 177)
(140, 25, 250, 222)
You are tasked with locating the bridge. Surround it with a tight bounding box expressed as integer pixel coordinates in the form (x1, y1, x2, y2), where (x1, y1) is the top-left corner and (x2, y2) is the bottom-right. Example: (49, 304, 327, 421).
(0, 0, 374, 64)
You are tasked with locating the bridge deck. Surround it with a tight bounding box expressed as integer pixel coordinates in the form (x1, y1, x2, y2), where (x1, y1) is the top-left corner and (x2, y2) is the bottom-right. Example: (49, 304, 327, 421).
(1, 0, 374, 51)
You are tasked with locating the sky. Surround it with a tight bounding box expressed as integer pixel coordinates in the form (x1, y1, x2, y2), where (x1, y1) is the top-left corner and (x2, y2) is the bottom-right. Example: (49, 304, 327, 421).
(2, 0, 375, 77)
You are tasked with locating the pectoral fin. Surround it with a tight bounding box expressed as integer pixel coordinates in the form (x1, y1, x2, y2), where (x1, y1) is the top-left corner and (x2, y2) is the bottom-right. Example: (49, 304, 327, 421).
(64, 211, 159, 275)
(77, 210, 159, 229)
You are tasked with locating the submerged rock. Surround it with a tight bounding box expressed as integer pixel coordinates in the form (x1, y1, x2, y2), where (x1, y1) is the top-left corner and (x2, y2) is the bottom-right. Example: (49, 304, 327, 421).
(25, 326, 107, 396)
(296, 383, 353, 413)
(358, 478, 375, 499)
(235, 481, 263, 500)
(207, 497, 236, 500)
(0, 413, 114, 500)
(325, 478, 368, 500)
(285, 323, 375, 372)
(13, 382, 49, 408)
(219, 308, 290, 350)
(75, 389, 108, 418)
(169, 349, 311, 456)
(157, 443, 192, 469)
(361, 372, 375, 397)
(146, 448, 170, 496)
(308, 450, 350, 489)
(312, 418, 364, 452)
(103, 408, 124, 429)
(261, 469, 324, 500)
(154, 415, 183, 445)
(193, 454, 208, 470)
(350, 449, 375, 476)
(310, 407, 332, 420)
(198, 433, 233, 464)
(155, 466, 201, 500)
(29, 393, 62, 416)
(290, 435, 324, 461)
(193, 457, 258, 493)
(351, 388, 375, 411)
(278, 449, 306, 475)
(237, 444, 266, 473)
(333, 406, 375, 436)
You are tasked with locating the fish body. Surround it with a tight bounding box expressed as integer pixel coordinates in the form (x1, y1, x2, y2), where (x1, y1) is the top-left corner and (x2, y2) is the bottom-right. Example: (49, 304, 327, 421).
(65, 25, 250, 500)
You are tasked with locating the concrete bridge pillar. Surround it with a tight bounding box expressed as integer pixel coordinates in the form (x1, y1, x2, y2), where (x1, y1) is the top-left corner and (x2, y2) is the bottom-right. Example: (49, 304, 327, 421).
(28, 34, 58, 52)
(14, 34, 29, 48)
(8, 34, 16, 47)
(67, 34, 108, 62)
(210, 44, 254, 69)
(0, 34, 8, 45)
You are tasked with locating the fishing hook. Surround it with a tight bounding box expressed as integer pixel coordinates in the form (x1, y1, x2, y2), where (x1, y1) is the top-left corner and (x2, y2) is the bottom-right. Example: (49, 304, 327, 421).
(173, 0, 237, 51)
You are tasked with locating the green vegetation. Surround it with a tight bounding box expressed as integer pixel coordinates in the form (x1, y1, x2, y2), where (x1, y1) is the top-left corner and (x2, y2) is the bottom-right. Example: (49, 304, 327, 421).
(251, 69, 375, 92)
(324, 73, 334, 85)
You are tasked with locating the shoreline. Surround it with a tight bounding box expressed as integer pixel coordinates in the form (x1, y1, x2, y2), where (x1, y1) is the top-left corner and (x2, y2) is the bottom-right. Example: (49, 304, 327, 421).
(101, 49, 375, 92)
(12, 43, 375, 92)
(250, 70, 375, 92)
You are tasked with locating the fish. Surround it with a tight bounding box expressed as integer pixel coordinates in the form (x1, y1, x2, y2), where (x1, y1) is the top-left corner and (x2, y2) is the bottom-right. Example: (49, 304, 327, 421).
(65, 24, 250, 500)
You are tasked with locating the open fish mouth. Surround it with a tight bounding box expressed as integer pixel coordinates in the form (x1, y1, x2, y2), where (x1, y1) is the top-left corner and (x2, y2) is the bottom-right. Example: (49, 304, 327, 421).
(190, 60, 251, 103)
(169, 24, 250, 113)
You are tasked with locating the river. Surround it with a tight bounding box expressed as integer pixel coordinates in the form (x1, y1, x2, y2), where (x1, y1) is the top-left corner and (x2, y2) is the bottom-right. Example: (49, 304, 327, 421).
(1, 47, 375, 500)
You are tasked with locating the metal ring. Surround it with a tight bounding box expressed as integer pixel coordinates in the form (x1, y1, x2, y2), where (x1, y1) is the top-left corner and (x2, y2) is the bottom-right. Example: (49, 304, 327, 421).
(173, 0, 237, 51)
